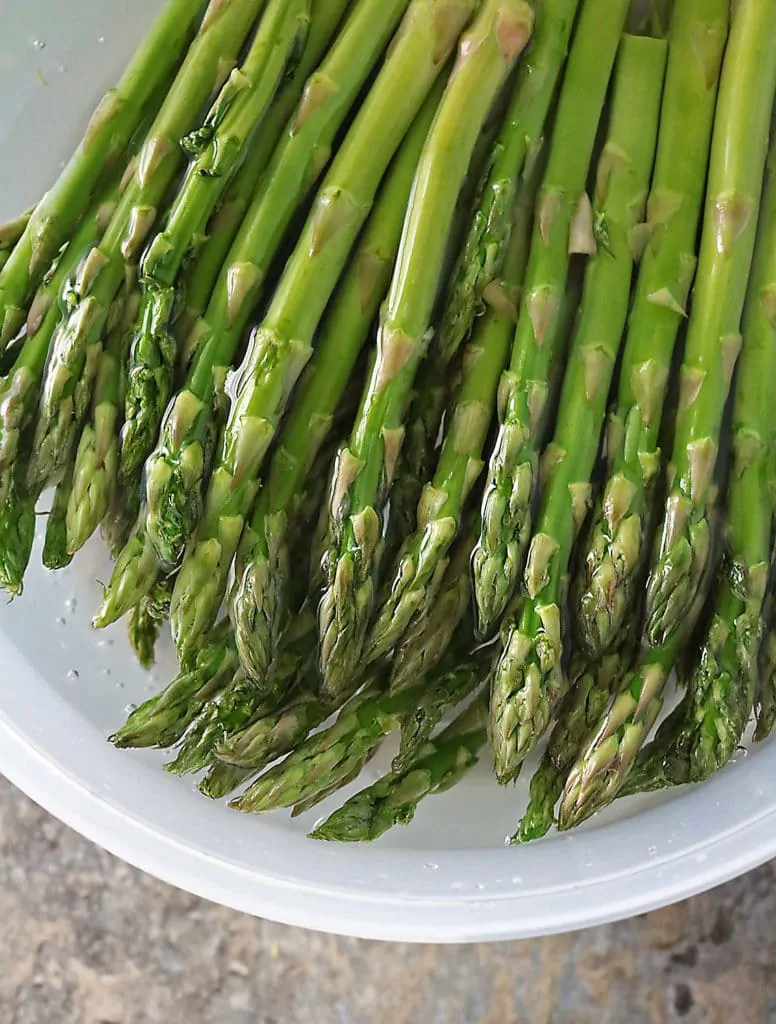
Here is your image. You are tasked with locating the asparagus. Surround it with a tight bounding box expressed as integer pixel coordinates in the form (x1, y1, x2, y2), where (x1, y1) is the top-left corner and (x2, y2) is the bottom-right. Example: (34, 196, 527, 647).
(110, 620, 238, 750)
(471, 0, 632, 639)
(644, 0, 776, 647)
(229, 82, 443, 687)
(127, 579, 173, 671)
(119, 0, 313, 483)
(169, 0, 483, 658)
(42, 461, 75, 570)
(319, 0, 534, 699)
(389, 518, 475, 691)
(142, 0, 415, 573)
(756, 574, 776, 741)
(573, 0, 730, 659)
(0, 0, 208, 345)
(310, 695, 488, 842)
(25, 0, 270, 494)
(365, 149, 542, 664)
(175, 0, 355, 348)
(516, 639, 635, 843)
(230, 656, 476, 814)
(438, 0, 580, 362)
(0, 206, 34, 256)
(490, 35, 667, 784)
(200, 762, 256, 800)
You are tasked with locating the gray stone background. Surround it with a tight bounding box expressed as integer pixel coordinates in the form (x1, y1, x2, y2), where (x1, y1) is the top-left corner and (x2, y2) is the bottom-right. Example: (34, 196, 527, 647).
(1, 776, 774, 1024)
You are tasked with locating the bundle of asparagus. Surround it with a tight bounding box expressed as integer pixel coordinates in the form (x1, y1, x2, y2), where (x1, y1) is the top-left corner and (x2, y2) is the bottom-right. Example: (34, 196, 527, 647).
(7, 0, 776, 847)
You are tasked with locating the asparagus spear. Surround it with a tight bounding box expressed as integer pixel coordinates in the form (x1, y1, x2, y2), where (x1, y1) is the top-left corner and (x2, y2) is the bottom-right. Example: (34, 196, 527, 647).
(0, 206, 34, 256)
(516, 638, 635, 843)
(0, 0, 208, 345)
(438, 0, 579, 362)
(644, 0, 776, 647)
(490, 35, 667, 784)
(42, 460, 76, 570)
(310, 695, 488, 842)
(200, 762, 256, 800)
(127, 579, 172, 671)
(388, 517, 475, 691)
(142, 0, 415, 569)
(230, 656, 475, 814)
(755, 572, 776, 741)
(471, 0, 632, 639)
(229, 81, 444, 687)
(109, 620, 238, 750)
(319, 0, 534, 700)
(573, 0, 730, 659)
(25, 0, 270, 495)
(119, 0, 313, 483)
(169, 0, 483, 658)
(175, 0, 355, 347)
(365, 149, 541, 664)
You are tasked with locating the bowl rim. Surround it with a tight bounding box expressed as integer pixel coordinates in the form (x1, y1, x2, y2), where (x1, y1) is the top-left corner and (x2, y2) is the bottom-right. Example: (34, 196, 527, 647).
(2, 623, 775, 943)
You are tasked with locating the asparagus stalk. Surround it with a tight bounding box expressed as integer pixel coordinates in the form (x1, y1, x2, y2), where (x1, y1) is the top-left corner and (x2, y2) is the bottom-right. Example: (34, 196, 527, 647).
(142, 0, 415, 572)
(490, 35, 667, 784)
(319, 0, 534, 700)
(471, 0, 632, 639)
(438, 0, 580, 361)
(0, 0, 208, 345)
(230, 656, 476, 814)
(0, 206, 34, 255)
(127, 579, 173, 671)
(578, 132, 776, 813)
(25, 0, 270, 495)
(42, 460, 76, 570)
(756, 572, 776, 741)
(388, 517, 475, 691)
(109, 620, 238, 750)
(310, 695, 488, 842)
(119, 0, 313, 483)
(644, 0, 776, 647)
(365, 149, 542, 664)
(200, 762, 256, 800)
(229, 82, 444, 687)
(573, 0, 730, 659)
(175, 0, 355, 347)
(169, 0, 483, 658)
(516, 638, 635, 843)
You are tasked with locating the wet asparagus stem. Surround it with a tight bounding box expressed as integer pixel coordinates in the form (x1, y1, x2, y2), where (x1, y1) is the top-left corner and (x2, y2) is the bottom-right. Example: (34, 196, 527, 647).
(365, 146, 542, 664)
(229, 83, 444, 687)
(42, 460, 76, 570)
(318, 0, 534, 700)
(119, 0, 313, 483)
(169, 0, 481, 658)
(471, 0, 632, 639)
(644, 0, 776, 648)
(310, 695, 488, 842)
(490, 36, 667, 784)
(127, 578, 173, 671)
(110, 620, 238, 750)
(0, 0, 207, 345)
(573, 0, 730, 659)
(25, 0, 270, 496)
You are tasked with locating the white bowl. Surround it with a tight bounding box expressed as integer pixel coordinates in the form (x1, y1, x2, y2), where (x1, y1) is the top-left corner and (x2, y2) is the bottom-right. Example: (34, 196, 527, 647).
(1, 0, 775, 943)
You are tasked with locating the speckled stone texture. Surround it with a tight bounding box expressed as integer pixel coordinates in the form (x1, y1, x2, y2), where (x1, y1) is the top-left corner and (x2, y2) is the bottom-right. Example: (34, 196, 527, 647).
(1, 777, 774, 1023)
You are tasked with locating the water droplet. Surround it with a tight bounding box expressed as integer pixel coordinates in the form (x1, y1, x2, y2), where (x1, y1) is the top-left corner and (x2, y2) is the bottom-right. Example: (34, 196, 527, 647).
(647, 845, 658, 856)
(511, 875, 523, 885)
(475, 883, 486, 891)
(57, 64, 67, 74)
(56, 616, 66, 626)
(124, 703, 137, 715)
(101, 668, 112, 677)
(115, 681, 125, 690)
(97, 36, 105, 44)
(32, 39, 46, 50)
(66, 669, 79, 681)
(423, 862, 439, 871)
(65, 596, 77, 614)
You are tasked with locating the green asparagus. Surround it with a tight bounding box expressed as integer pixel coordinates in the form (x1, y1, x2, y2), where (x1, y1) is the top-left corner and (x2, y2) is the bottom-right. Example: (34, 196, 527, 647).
(0, 0, 208, 345)
(229, 82, 444, 687)
(471, 0, 632, 639)
(169, 0, 482, 658)
(127, 579, 173, 671)
(310, 695, 488, 842)
(25, 0, 270, 494)
(42, 460, 75, 570)
(573, 0, 729, 659)
(119, 0, 312, 483)
(644, 0, 776, 647)
(490, 36, 666, 784)
(319, 0, 534, 700)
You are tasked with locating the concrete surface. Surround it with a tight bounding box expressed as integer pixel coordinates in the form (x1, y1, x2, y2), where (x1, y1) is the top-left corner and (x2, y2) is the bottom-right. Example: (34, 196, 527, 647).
(1, 776, 774, 1024)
